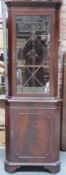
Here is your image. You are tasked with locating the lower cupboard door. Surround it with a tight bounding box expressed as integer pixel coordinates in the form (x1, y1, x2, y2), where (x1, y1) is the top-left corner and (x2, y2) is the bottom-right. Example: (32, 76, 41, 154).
(14, 112, 56, 163)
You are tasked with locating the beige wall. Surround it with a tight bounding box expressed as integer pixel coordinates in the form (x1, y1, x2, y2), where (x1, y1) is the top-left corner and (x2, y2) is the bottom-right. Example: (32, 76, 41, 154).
(58, 0, 66, 97)
(0, 23, 3, 53)
(60, 0, 66, 52)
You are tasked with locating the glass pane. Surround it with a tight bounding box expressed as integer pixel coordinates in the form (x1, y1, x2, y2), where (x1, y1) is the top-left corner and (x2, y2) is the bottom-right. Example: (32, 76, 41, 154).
(16, 16, 51, 94)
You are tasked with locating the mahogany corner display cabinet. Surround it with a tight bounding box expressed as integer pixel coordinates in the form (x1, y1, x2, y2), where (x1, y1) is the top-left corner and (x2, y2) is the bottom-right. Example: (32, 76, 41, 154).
(5, 0, 62, 173)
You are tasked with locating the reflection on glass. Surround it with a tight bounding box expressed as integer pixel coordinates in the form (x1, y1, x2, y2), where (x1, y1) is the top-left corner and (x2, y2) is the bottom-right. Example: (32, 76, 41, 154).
(16, 16, 51, 94)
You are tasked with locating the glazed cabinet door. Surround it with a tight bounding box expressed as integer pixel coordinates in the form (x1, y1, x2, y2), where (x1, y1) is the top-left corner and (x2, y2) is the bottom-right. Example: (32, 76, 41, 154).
(8, 8, 58, 97)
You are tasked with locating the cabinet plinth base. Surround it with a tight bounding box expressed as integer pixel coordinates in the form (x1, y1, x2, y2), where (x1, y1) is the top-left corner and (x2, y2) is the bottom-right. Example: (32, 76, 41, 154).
(4, 161, 60, 173)
(44, 165, 60, 174)
(4, 164, 20, 173)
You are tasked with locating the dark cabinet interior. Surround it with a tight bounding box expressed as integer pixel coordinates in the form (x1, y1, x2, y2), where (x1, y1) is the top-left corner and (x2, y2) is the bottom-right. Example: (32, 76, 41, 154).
(5, 0, 62, 173)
